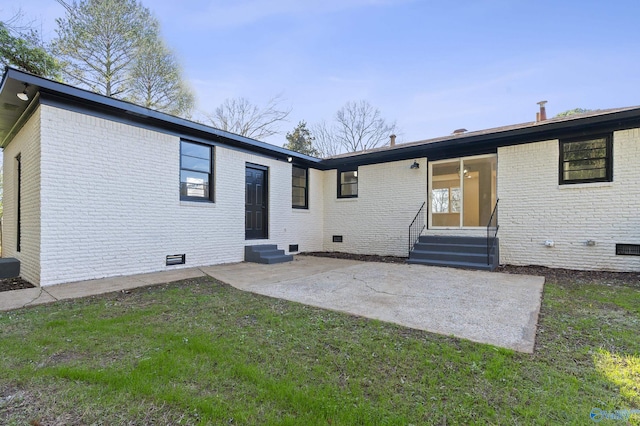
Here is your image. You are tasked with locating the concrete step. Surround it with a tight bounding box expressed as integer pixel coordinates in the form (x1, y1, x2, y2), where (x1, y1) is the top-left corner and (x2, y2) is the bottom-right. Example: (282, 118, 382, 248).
(245, 244, 278, 253)
(407, 258, 496, 271)
(412, 242, 489, 254)
(409, 235, 499, 271)
(418, 235, 495, 245)
(409, 249, 494, 264)
(245, 245, 293, 264)
(255, 254, 294, 264)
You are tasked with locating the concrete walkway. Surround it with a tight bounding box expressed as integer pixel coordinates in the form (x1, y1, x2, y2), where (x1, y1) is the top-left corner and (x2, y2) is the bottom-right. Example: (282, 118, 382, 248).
(202, 256, 545, 353)
(0, 256, 545, 353)
(0, 268, 206, 312)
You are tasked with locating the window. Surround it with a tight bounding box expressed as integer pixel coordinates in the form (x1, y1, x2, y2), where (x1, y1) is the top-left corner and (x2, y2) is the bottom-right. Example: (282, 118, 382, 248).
(560, 134, 612, 184)
(338, 170, 358, 198)
(431, 187, 461, 213)
(292, 166, 308, 209)
(180, 141, 213, 201)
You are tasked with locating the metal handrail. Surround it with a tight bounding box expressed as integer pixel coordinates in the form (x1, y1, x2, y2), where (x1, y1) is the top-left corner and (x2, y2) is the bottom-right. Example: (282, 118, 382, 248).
(408, 202, 426, 256)
(486, 198, 500, 265)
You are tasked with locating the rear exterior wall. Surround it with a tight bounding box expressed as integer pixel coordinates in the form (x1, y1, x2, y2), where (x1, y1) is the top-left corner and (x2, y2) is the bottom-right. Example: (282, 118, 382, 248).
(32, 105, 323, 286)
(322, 159, 428, 257)
(497, 128, 640, 271)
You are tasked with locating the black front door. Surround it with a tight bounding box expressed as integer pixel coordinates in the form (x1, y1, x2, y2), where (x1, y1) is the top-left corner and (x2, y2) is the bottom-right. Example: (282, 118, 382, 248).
(245, 165, 268, 240)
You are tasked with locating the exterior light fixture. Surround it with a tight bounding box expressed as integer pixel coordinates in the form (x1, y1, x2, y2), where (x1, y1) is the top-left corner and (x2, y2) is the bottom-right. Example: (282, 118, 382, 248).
(410, 161, 420, 169)
(287, 156, 293, 163)
(17, 84, 29, 101)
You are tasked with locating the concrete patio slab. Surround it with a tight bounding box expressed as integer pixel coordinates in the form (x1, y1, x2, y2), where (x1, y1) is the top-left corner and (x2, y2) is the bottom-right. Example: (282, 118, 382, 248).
(203, 256, 545, 353)
(1, 256, 545, 353)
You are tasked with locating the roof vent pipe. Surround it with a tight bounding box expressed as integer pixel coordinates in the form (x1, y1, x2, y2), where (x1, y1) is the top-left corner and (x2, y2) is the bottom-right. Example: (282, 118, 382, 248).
(537, 100, 548, 122)
(390, 134, 396, 147)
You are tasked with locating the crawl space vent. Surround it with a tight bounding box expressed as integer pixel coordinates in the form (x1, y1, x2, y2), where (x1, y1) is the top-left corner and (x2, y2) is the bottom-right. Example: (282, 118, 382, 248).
(166, 254, 186, 265)
(616, 244, 640, 256)
(332, 235, 343, 243)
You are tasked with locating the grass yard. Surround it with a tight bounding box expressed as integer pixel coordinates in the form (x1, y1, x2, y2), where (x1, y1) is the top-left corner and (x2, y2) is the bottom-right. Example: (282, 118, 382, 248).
(0, 271, 638, 425)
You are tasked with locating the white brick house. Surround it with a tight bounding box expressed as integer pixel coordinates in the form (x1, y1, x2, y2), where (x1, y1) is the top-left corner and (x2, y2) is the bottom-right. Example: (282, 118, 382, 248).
(1, 68, 639, 286)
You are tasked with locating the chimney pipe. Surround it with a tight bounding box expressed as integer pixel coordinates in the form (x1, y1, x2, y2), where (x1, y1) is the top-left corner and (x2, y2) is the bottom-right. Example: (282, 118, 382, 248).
(390, 134, 396, 147)
(537, 100, 547, 122)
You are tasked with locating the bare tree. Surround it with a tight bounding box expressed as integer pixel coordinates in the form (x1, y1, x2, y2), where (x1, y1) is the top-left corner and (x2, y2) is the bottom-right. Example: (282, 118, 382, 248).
(311, 120, 340, 158)
(313, 100, 397, 156)
(127, 40, 194, 117)
(335, 100, 397, 152)
(208, 96, 290, 141)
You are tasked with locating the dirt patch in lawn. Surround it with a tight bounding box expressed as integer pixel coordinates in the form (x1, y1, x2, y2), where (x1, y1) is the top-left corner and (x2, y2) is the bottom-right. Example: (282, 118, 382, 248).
(0, 277, 35, 293)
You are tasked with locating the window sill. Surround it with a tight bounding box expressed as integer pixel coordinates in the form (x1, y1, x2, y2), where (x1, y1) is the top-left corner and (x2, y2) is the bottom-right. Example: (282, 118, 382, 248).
(558, 181, 614, 190)
(292, 207, 310, 212)
(337, 197, 358, 201)
(180, 200, 216, 207)
(428, 226, 487, 230)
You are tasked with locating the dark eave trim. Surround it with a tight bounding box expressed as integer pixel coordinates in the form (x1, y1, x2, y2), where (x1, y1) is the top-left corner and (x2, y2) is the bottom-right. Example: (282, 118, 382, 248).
(5, 67, 640, 172)
(320, 110, 640, 169)
(4, 67, 322, 167)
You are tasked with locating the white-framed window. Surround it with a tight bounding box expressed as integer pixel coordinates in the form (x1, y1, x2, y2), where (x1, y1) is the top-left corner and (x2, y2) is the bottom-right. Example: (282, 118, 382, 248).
(429, 154, 497, 228)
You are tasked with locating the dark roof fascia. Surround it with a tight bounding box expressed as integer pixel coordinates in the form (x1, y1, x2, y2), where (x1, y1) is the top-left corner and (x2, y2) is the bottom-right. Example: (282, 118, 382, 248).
(320, 110, 640, 169)
(4, 68, 322, 167)
(0, 66, 11, 95)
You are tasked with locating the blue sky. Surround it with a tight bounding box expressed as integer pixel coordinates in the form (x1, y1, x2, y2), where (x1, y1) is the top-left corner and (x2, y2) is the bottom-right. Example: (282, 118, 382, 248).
(2, 0, 640, 147)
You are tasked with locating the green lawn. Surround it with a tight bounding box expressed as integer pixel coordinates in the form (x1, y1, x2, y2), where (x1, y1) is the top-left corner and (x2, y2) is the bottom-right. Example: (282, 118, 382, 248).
(0, 271, 638, 425)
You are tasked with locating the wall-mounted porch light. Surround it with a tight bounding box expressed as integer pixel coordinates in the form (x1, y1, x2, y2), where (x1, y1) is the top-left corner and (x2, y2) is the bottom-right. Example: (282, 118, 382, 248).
(17, 84, 29, 101)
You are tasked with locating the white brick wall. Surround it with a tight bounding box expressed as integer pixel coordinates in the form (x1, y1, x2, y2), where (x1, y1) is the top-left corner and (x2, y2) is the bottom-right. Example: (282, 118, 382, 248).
(2, 108, 41, 285)
(13, 105, 324, 286)
(498, 129, 640, 271)
(287, 168, 324, 253)
(322, 159, 428, 257)
(5, 103, 640, 284)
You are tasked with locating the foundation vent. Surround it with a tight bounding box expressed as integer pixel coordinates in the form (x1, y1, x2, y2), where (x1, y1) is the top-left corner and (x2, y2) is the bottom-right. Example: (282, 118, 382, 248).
(616, 244, 640, 256)
(332, 235, 343, 243)
(166, 254, 186, 265)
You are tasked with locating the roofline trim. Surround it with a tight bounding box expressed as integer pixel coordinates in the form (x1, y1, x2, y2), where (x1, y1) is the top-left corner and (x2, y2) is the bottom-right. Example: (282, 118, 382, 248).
(3, 67, 322, 164)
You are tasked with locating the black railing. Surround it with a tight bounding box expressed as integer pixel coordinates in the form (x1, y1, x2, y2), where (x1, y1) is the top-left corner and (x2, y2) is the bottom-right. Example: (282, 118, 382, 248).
(486, 198, 500, 265)
(408, 202, 426, 256)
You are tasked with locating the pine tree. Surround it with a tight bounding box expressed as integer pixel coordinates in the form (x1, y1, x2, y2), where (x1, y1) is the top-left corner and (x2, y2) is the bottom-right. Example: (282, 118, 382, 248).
(284, 121, 320, 157)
